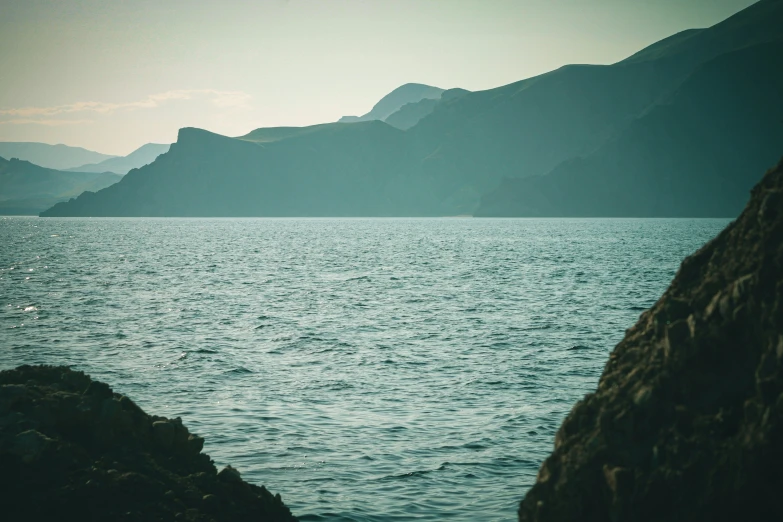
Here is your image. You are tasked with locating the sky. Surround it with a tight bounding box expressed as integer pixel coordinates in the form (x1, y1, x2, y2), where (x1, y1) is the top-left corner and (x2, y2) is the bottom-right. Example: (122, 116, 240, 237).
(0, 0, 759, 155)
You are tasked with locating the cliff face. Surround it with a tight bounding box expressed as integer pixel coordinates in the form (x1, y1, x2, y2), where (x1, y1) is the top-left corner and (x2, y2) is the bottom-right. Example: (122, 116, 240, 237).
(519, 158, 783, 520)
(0, 365, 297, 522)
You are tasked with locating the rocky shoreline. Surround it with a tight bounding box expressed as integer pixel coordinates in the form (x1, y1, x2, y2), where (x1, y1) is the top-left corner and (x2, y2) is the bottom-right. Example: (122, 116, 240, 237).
(0, 365, 297, 521)
(519, 158, 783, 520)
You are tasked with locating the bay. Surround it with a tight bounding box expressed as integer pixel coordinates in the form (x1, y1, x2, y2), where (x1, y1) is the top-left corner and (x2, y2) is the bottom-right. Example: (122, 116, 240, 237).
(0, 216, 730, 521)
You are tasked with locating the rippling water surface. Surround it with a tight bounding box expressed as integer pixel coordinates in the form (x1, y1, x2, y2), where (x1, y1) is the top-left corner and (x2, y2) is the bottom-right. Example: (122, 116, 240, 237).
(0, 217, 730, 521)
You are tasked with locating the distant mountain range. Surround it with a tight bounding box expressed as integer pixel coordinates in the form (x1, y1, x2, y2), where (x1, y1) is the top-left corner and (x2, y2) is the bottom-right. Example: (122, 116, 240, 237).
(0, 156, 121, 215)
(0, 142, 116, 171)
(40, 0, 783, 218)
(66, 143, 170, 174)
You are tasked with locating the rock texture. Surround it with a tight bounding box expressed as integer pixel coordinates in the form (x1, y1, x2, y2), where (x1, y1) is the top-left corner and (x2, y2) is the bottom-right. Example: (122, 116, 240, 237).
(518, 158, 783, 521)
(0, 365, 297, 521)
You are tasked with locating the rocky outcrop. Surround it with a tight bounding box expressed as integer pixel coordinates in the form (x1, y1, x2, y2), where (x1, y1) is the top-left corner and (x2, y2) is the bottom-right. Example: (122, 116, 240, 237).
(518, 158, 783, 521)
(0, 365, 297, 521)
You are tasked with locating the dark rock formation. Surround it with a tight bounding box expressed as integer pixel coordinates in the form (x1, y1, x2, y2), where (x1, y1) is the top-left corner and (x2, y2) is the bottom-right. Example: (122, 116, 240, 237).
(0, 365, 297, 521)
(518, 158, 783, 521)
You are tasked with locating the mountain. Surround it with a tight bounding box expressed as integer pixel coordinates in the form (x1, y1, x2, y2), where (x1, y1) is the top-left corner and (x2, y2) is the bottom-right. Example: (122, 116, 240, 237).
(518, 157, 783, 520)
(338, 83, 445, 123)
(412, 0, 783, 198)
(0, 156, 121, 215)
(41, 123, 430, 217)
(477, 37, 783, 217)
(385, 88, 471, 131)
(475, 1, 783, 217)
(40, 0, 783, 218)
(0, 142, 116, 170)
(67, 143, 170, 175)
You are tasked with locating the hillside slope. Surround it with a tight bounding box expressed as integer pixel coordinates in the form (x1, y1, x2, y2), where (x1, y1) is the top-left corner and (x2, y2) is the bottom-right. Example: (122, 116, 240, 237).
(409, 0, 783, 190)
(477, 38, 783, 217)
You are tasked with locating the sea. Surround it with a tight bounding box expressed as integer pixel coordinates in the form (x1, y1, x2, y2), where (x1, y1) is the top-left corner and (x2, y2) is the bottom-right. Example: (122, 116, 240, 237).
(0, 216, 731, 521)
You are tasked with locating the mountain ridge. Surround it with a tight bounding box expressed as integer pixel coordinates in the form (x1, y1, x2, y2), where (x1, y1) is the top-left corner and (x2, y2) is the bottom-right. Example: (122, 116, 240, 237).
(477, 35, 783, 217)
(66, 143, 170, 175)
(338, 82, 445, 124)
(0, 142, 116, 171)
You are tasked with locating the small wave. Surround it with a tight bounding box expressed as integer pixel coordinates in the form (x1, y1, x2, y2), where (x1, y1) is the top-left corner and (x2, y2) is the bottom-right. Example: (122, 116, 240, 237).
(345, 275, 370, 282)
(298, 513, 362, 522)
(224, 367, 252, 374)
(322, 381, 354, 391)
(377, 468, 438, 482)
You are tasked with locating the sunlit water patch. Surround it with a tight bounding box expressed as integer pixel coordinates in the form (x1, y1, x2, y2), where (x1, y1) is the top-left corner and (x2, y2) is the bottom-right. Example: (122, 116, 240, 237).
(0, 216, 730, 521)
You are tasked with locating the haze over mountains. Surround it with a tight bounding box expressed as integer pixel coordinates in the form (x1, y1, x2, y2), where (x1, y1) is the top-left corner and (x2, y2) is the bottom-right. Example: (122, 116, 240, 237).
(39, 0, 783, 218)
(0, 156, 121, 215)
(66, 143, 171, 175)
(0, 142, 171, 213)
(0, 143, 116, 171)
(338, 83, 446, 126)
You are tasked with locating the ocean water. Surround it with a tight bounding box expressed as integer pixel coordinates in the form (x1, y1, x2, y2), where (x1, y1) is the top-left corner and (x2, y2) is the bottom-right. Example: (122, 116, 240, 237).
(0, 216, 730, 521)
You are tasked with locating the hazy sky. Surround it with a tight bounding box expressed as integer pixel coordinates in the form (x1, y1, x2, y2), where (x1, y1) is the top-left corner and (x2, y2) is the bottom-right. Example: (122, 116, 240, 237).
(0, 0, 758, 155)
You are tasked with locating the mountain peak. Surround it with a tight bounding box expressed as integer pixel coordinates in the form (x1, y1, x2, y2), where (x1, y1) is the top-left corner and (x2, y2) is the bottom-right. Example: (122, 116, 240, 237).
(339, 83, 445, 124)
